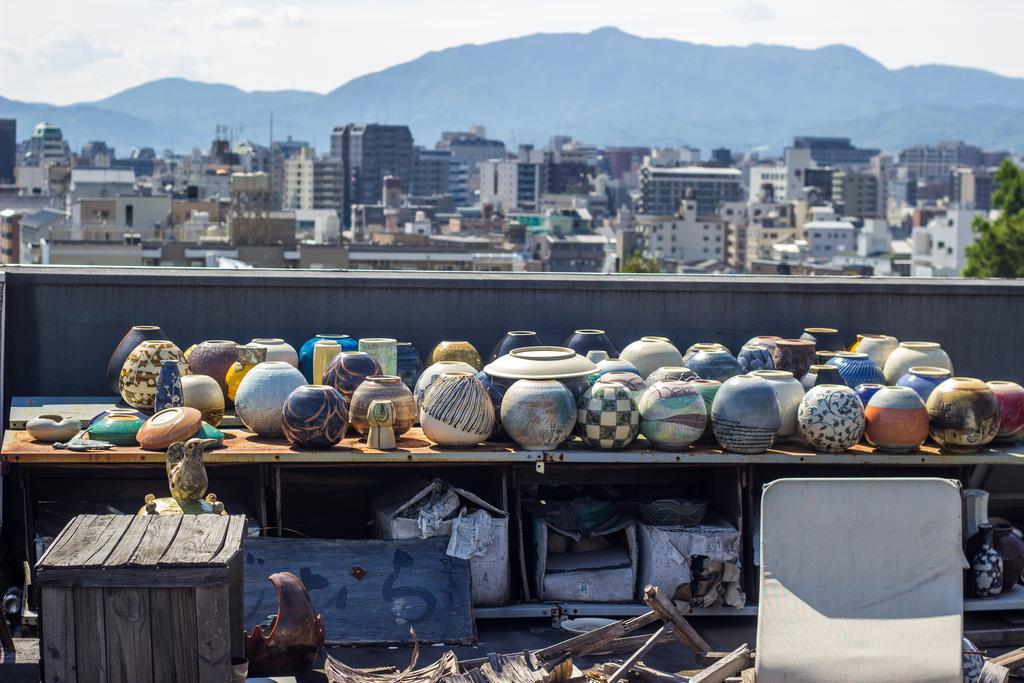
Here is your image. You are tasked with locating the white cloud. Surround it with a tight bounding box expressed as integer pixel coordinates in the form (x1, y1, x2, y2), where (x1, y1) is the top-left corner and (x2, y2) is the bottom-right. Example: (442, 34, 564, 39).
(210, 5, 309, 30)
(729, 0, 776, 22)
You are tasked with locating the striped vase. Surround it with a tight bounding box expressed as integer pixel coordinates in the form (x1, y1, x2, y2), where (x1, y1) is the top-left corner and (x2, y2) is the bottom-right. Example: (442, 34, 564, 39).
(419, 372, 495, 446)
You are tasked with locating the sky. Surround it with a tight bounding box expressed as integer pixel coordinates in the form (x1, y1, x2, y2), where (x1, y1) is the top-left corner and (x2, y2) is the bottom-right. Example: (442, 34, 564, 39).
(0, 0, 1019, 104)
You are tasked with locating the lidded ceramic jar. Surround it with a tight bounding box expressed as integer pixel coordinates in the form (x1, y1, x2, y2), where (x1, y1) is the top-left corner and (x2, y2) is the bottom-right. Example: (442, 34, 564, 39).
(323, 351, 382, 403)
(349, 376, 417, 436)
(751, 370, 804, 439)
(926, 377, 1000, 453)
(299, 334, 356, 381)
(185, 340, 238, 402)
(643, 366, 699, 389)
(620, 336, 684, 378)
(359, 338, 398, 376)
(282, 384, 349, 448)
(119, 340, 188, 410)
(827, 352, 885, 388)
(234, 361, 306, 437)
(737, 344, 774, 373)
(107, 325, 166, 394)
(415, 360, 477, 405)
(491, 331, 542, 362)
(249, 338, 299, 367)
(854, 334, 899, 369)
(685, 344, 742, 383)
(576, 380, 640, 449)
(711, 375, 781, 454)
(226, 344, 267, 402)
(797, 384, 865, 452)
(180, 374, 225, 427)
(771, 339, 816, 381)
(500, 379, 576, 450)
(896, 366, 952, 402)
(637, 380, 706, 450)
(883, 341, 952, 385)
(429, 340, 483, 371)
(419, 372, 495, 446)
(863, 386, 928, 453)
(563, 329, 618, 358)
(987, 381, 1024, 443)
(800, 327, 845, 352)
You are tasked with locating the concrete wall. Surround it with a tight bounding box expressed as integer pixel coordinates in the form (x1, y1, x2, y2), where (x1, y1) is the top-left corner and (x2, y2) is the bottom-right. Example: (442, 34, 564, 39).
(2, 265, 1022, 399)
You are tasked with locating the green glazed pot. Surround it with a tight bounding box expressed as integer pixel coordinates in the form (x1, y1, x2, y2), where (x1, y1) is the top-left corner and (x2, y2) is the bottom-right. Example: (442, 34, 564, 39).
(88, 411, 145, 446)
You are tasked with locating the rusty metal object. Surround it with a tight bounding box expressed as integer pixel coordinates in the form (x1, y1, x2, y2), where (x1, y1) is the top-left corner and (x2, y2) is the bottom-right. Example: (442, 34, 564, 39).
(244, 571, 325, 677)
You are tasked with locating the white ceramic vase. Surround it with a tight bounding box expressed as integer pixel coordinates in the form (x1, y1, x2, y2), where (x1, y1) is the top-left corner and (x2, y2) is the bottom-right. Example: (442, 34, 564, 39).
(234, 361, 306, 437)
(882, 341, 952, 385)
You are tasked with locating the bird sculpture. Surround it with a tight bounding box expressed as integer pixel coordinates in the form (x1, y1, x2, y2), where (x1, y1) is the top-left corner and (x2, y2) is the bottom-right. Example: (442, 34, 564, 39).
(139, 437, 227, 515)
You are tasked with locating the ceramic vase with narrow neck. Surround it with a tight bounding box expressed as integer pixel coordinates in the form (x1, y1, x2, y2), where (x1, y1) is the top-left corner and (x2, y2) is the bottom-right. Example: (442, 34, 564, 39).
(926, 377, 1000, 453)
(349, 375, 416, 436)
(797, 384, 865, 452)
(359, 338, 398, 376)
(180, 374, 226, 427)
(107, 325, 166, 394)
(282, 384, 349, 448)
(801, 364, 847, 391)
(751, 370, 804, 439)
(415, 360, 478, 405)
(419, 372, 495, 446)
(396, 342, 424, 390)
(827, 352, 885, 388)
(576, 380, 640, 449)
(154, 359, 186, 413)
(883, 341, 953, 385)
(500, 379, 576, 450)
(119, 340, 187, 410)
(637, 380, 706, 450)
(863, 386, 928, 453)
(299, 334, 356, 381)
(854, 334, 899, 369)
(226, 344, 266, 403)
(620, 336, 684, 378)
(312, 340, 341, 385)
(971, 524, 1003, 598)
(322, 351, 382, 403)
(711, 375, 781, 454)
(685, 345, 742, 383)
(896, 366, 952, 402)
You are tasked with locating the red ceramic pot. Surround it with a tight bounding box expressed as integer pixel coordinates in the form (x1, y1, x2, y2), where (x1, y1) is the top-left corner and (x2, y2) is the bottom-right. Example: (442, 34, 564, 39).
(988, 381, 1024, 444)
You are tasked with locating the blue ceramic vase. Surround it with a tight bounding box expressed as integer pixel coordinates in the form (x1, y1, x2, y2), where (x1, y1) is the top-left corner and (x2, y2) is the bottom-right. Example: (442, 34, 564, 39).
(800, 327, 846, 352)
(563, 329, 619, 358)
(827, 352, 885, 387)
(396, 342, 424, 390)
(154, 359, 185, 413)
(299, 334, 357, 382)
(737, 344, 775, 373)
(282, 384, 349, 448)
(854, 383, 884, 406)
(896, 366, 952, 403)
(491, 331, 542, 361)
(322, 351, 382, 403)
(686, 345, 742, 383)
(500, 379, 576, 450)
(710, 375, 781, 454)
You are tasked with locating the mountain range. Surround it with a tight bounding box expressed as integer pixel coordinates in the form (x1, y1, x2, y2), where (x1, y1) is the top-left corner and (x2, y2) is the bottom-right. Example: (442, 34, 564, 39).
(2, 27, 1023, 154)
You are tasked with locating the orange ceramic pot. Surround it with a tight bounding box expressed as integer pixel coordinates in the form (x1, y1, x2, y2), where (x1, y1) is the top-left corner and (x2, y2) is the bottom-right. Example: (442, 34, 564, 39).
(863, 386, 928, 453)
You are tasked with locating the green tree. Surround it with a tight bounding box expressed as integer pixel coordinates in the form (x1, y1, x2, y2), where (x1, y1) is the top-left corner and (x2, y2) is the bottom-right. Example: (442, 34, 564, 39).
(964, 159, 1024, 277)
(621, 251, 660, 273)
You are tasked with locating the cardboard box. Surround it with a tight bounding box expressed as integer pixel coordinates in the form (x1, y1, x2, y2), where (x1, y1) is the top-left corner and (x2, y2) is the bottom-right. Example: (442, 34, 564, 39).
(532, 516, 638, 602)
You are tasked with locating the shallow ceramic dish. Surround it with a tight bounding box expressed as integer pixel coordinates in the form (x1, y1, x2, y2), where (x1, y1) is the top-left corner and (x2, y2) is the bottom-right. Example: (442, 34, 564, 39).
(559, 617, 617, 634)
(137, 407, 203, 450)
(484, 346, 597, 380)
(26, 415, 82, 442)
(87, 412, 145, 446)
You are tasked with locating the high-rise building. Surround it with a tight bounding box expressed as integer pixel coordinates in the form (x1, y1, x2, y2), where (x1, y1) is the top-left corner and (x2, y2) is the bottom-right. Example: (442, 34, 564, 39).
(0, 119, 14, 184)
(832, 171, 880, 219)
(899, 141, 984, 181)
(283, 149, 343, 214)
(331, 124, 414, 226)
(410, 148, 452, 197)
(639, 165, 742, 217)
(951, 167, 995, 211)
(792, 136, 879, 168)
(22, 122, 70, 166)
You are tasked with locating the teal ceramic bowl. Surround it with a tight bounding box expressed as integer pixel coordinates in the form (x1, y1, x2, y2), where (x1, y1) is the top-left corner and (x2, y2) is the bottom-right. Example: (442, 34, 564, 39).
(88, 411, 145, 446)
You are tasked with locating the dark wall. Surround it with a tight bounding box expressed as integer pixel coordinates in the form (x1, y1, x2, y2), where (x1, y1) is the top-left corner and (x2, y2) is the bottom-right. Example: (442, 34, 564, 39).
(3, 266, 1023, 398)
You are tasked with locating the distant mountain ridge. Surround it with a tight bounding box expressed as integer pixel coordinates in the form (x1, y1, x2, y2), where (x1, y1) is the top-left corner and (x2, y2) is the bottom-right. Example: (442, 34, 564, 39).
(2, 27, 1023, 153)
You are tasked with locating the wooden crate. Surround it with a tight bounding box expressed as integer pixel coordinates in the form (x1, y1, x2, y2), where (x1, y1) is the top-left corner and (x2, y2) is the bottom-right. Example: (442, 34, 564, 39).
(36, 514, 245, 683)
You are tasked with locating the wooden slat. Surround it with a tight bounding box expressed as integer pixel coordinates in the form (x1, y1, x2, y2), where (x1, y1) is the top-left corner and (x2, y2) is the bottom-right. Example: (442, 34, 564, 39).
(127, 516, 182, 567)
(151, 589, 199, 683)
(690, 644, 752, 683)
(36, 514, 85, 567)
(990, 645, 1024, 669)
(980, 660, 1011, 683)
(741, 669, 756, 683)
(73, 587, 107, 683)
(103, 516, 154, 566)
(195, 586, 231, 683)
(534, 611, 660, 664)
(35, 568, 229, 587)
(607, 625, 667, 683)
(209, 515, 246, 565)
(105, 587, 154, 683)
(643, 585, 711, 658)
(82, 515, 135, 566)
(44, 515, 121, 567)
(159, 515, 230, 566)
(40, 587, 77, 683)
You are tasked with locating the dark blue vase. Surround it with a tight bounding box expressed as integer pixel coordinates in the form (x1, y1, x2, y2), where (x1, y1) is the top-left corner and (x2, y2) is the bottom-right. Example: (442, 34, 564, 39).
(396, 342, 424, 390)
(827, 352, 885, 388)
(563, 329, 619, 358)
(491, 330, 542, 361)
(299, 334, 358, 381)
(477, 371, 514, 442)
(154, 359, 184, 413)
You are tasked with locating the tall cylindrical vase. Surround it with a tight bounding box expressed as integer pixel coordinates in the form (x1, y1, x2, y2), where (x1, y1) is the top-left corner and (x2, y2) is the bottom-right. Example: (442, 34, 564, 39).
(359, 338, 398, 376)
(312, 340, 341, 385)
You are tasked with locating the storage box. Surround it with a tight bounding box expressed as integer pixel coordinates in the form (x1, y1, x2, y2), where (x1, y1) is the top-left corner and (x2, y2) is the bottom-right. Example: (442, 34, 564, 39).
(532, 516, 638, 602)
(636, 514, 745, 609)
(372, 478, 510, 606)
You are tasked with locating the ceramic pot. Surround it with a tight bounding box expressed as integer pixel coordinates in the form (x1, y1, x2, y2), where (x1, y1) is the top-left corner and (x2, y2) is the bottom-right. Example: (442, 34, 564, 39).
(500, 379, 576, 450)
(477, 371, 514, 442)
(312, 340, 341, 385)
(563, 329, 618, 358)
(396, 342, 424, 390)
(249, 338, 299, 367)
(26, 415, 82, 442)
(491, 331, 542, 361)
(620, 336, 683, 378)
(827, 352, 885, 388)
(429, 340, 483, 371)
(419, 372, 495, 446)
(801, 365, 847, 391)
(691, 379, 722, 443)
(797, 384, 865, 452)
(963, 637, 984, 682)
(282, 384, 349, 448)
(855, 334, 899, 369)
(637, 380, 707, 449)
(415, 360, 477, 405)
(744, 336, 781, 353)
(971, 524, 1003, 598)
(485, 346, 596, 381)
(992, 524, 1024, 591)
(771, 339, 816, 381)
(349, 376, 416, 436)
(323, 351, 382, 403)
(751, 370, 804, 439)
(137, 407, 203, 450)
(987, 381, 1024, 443)
(883, 341, 953, 385)
(359, 338, 398, 376)
(593, 358, 641, 379)
(226, 345, 267, 403)
(599, 371, 646, 404)
(154, 359, 186, 413)
(643, 366, 699, 389)
(815, 351, 837, 365)
(180, 375, 225, 427)
(683, 342, 730, 366)
(186, 340, 238, 403)
(963, 489, 990, 542)
(896, 366, 952, 403)
(854, 383, 884, 406)
(575, 380, 640, 449)
(235, 361, 306, 437)
(119, 340, 187, 410)
(685, 345, 742, 383)
(711, 375, 781, 454)
(299, 334, 356, 381)
(800, 327, 845, 352)
(926, 377, 1000, 453)
(737, 344, 774, 373)
(863, 386, 928, 453)
(561, 375, 591, 401)
(88, 411, 144, 446)
(107, 325, 167, 394)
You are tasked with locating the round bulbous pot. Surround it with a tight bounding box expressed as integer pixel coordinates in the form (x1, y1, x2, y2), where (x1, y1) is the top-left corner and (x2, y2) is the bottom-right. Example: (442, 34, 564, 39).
(643, 366, 699, 389)
(419, 372, 495, 447)
(429, 340, 483, 371)
(798, 384, 866, 453)
(987, 381, 1024, 443)
(107, 325, 166, 394)
(180, 374, 225, 427)
(863, 386, 928, 453)
(27, 415, 82, 443)
(620, 336, 684, 378)
(598, 371, 646, 404)
(883, 341, 953, 385)
(299, 334, 356, 381)
(563, 329, 618, 358)
(593, 358, 641, 380)
(854, 383, 884, 406)
(323, 351, 382, 403)
(500, 379, 576, 451)
(896, 366, 952, 403)
(691, 379, 722, 443)
(683, 342, 730, 366)
(801, 364, 847, 391)
(926, 377, 1001, 453)
(415, 360, 477, 405)
(800, 327, 846, 352)
(491, 331, 542, 362)
(186, 340, 238, 404)
(827, 352, 885, 388)
(744, 336, 781, 353)
(248, 338, 298, 367)
(771, 339, 817, 381)
(711, 375, 781, 454)
(281, 384, 349, 448)
(349, 376, 417, 436)
(685, 345, 742, 383)
(234, 361, 306, 437)
(119, 340, 187, 410)
(226, 345, 267, 403)
(992, 523, 1024, 592)
(477, 371, 515, 442)
(576, 380, 640, 449)
(854, 334, 899, 369)
(637, 380, 707, 450)
(737, 344, 775, 373)
(751, 370, 804, 439)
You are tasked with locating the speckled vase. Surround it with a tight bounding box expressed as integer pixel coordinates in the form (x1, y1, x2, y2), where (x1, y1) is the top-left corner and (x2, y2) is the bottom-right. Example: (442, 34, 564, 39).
(643, 366, 699, 389)
(396, 342, 424, 390)
(797, 384, 865, 452)
(500, 379, 576, 450)
(186, 340, 238, 404)
(737, 344, 774, 373)
(883, 341, 953, 385)
(429, 340, 483, 371)
(248, 338, 299, 367)
(323, 351, 382, 403)
(576, 380, 640, 449)
(854, 334, 899, 369)
(598, 371, 647, 404)
(299, 334, 357, 381)
(772, 339, 817, 381)
(477, 371, 515, 442)
(359, 338, 398, 376)
(691, 379, 722, 443)
(119, 340, 187, 410)
(863, 386, 928, 453)
(800, 327, 845, 352)
(751, 370, 804, 439)
(711, 375, 781, 454)
(349, 376, 417, 436)
(107, 325, 166, 394)
(620, 336, 683, 378)
(988, 381, 1024, 443)
(896, 366, 952, 402)
(563, 329, 618, 358)
(637, 380, 707, 450)
(415, 360, 478, 405)
(827, 352, 885, 388)
(926, 377, 1000, 453)
(282, 384, 349, 448)
(491, 331, 542, 362)
(685, 345, 742, 383)
(419, 372, 495, 446)
(225, 344, 266, 403)
(234, 361, 306, 437)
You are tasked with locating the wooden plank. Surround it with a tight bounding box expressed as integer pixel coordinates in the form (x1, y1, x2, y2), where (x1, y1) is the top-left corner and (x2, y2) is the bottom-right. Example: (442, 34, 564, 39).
(44, 515, 123, 568)
(159, 515, 231, 566)
(642, 585, 711, 658)
(740, 669, 755, 683)
(195, 586, 231, 683)
(209, 515, 246, 565)
(35, 566, 230, 587)
(35, 514, 85, 567)
(989, 645, 1024, 668)
(243, 536, 474, 645)
(9, 396, 244, 430)
(128, 516, 183, 567)
(690, 644, 752, 683)
(534, 611, 660, 664)
(73, 587, 107, 683)
(980, 660, 1011, 683)
(151, 589, 200, 683)
(607, 625, 668, 683)
(103, 516, 154, 566)
(104, 587, 154, 683)
(82, 515, 135, 566)
(40, 587, 77, 683)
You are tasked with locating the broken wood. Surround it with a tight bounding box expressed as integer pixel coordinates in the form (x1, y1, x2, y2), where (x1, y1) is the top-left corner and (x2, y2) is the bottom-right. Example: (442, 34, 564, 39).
(532, 611, 661, 664)
(689, 644, 752, 683)
(642, 585, 711, 658)
(607, 625, 668, 683)
(594, 662, 686, 683)
(325, 632, 459, 683)
(980, 660, 1011, 683)
(990, 646, 1024, 670)
(740, 668, 755, 683)
(586, 629, 677, 656)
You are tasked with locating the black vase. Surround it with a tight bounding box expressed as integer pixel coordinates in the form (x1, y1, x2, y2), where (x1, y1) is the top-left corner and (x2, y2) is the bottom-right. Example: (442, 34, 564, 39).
(563, 329, 618, 358)
(106, 325, 166, 394)
(490, 330, 542, 362)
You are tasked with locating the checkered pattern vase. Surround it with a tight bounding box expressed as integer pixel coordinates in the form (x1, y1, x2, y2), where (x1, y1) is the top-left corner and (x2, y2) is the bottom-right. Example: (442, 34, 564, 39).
(577, 382, 640, 449)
